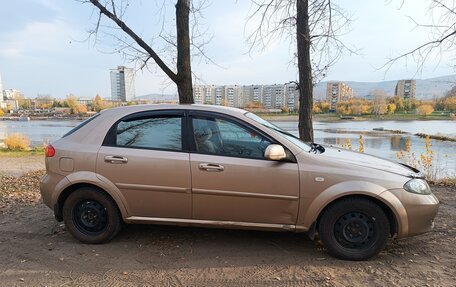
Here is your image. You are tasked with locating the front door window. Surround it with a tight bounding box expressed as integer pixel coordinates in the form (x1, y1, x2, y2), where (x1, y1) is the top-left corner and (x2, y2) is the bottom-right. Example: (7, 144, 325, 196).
(192, 117, 271, 159)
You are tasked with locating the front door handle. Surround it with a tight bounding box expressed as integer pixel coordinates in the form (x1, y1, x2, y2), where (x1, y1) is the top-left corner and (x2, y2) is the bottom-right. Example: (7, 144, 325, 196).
(105, 155, 128, 164)
(199, 163, 224, 172)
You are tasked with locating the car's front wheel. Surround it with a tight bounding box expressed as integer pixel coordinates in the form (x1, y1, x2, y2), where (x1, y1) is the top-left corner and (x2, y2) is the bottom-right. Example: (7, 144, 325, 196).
(318, 197, 390, 260)
(63, 187, 122, 244)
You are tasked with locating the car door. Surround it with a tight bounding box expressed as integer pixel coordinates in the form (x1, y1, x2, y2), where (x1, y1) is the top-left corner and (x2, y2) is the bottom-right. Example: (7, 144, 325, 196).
(96, 110, 192, 219)
(189, 111, 300, 225)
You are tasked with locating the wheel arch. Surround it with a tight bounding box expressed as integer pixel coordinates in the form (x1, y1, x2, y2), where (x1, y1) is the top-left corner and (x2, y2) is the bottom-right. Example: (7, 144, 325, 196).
(55, 181, 128, 222)
(304, 194, 399, 240)
(319, 194, 397, 236)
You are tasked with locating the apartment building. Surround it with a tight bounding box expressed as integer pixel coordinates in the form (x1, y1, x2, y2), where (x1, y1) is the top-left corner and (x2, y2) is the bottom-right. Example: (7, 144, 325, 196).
(110, 66, 135, 102)
(193, 86, 205, 104)
(193, 83, 299, 110)
(326, 82, 353, 111)
(395, 79, 416, 100)
(285, 84, 299, 111)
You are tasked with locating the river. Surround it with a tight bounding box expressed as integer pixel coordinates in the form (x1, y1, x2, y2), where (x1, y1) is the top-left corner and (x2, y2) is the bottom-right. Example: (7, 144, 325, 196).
(0, 119, 455, 178)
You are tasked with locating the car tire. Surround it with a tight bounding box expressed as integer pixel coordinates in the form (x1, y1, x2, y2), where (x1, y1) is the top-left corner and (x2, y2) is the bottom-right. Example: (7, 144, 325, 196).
(62, 187, 122, 244)
(318, 197, 390, 261)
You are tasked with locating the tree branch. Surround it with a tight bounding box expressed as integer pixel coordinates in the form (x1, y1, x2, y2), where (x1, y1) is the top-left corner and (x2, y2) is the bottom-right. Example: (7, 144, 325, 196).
(87, 0, 178, 83)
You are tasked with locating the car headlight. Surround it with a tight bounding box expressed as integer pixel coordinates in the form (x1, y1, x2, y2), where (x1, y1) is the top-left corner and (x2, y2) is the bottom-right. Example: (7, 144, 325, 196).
(403, 179, 431, 195)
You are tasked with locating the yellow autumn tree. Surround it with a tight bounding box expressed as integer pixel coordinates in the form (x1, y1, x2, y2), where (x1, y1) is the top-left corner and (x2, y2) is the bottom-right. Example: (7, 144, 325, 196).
(65, 95, 88, 114)
(444, 96, 456, 111)
(312, 103, 322, 113)
(387, 103, 397, 114)
(416, 104, 434, 116)
(320, 101, 330, 113)
(92, 94, 105, 112)
(65, 95, 78, 113)
(336, 101, 351, 115)
(75, 104, 88, 114)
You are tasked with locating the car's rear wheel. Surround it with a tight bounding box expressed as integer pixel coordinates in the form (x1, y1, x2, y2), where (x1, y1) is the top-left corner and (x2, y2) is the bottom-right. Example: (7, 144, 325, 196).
(63, 187, 122, 244)
(318, 197, 390, 260)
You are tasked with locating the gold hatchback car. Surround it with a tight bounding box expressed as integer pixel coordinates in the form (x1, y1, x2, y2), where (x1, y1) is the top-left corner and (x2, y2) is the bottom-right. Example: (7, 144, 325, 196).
(40, 105, 439, 260)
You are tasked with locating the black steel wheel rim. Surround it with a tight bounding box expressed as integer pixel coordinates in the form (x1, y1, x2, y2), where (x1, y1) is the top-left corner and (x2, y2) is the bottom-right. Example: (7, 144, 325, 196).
(334, 212, 375, 249)
(73, 200, 108, 235)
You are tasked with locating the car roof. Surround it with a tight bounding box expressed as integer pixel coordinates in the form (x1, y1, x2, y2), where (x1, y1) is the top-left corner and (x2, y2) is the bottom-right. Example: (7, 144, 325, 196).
(100, 104, 248, 118)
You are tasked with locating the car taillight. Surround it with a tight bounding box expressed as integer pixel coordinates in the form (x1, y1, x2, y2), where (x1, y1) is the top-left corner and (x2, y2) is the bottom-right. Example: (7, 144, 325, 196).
(45, 144, 55, 157)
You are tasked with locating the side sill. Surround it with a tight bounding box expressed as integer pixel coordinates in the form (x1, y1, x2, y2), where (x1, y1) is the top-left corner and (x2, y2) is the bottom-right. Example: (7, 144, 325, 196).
(125, 216, 296, 232)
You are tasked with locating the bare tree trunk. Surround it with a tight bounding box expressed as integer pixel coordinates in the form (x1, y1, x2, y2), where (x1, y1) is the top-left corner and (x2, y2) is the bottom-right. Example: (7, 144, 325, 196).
(296, 0, 313, 142)
(175, 0, 194, 104)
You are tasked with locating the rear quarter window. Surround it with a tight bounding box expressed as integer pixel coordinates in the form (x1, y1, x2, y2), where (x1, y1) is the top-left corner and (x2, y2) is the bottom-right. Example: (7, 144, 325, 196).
(62, 113, 100, 138)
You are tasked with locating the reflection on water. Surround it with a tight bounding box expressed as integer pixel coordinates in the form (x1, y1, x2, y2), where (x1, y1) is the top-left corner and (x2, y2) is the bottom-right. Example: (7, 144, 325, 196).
(0, 119, 455, 178)
(390, 136, 408, 152)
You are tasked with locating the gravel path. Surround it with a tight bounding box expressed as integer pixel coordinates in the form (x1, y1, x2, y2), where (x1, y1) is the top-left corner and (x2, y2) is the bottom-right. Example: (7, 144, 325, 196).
(0, 155, 44, 177)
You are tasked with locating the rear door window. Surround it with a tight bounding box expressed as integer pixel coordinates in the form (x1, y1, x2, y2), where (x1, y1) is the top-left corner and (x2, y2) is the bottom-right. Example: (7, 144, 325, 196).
(116, 116, 183, 151)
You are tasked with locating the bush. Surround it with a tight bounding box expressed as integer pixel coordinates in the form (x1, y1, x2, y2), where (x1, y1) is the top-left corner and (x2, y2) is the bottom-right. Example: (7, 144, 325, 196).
(3, 133, 30, 151)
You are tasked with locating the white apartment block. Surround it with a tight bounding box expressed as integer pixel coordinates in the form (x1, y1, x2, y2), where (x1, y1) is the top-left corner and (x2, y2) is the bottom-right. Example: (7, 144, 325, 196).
(110, 66, 135, 102)
(326, 82, 353, 111)
(193, 83, 299, 110)
(3, 89, 22, 100)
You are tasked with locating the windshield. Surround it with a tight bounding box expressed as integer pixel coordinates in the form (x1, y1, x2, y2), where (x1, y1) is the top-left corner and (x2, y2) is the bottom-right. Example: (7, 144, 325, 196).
(244, 112, 312, 152)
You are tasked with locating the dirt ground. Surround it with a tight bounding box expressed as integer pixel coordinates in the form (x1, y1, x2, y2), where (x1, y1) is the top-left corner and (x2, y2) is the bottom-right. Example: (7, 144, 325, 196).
(0, 159, 455, 286)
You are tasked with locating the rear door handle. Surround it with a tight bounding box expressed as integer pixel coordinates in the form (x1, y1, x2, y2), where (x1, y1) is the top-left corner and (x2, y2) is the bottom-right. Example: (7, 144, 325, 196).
(199, 163, 224, 172)
(105, 155, 128, 164)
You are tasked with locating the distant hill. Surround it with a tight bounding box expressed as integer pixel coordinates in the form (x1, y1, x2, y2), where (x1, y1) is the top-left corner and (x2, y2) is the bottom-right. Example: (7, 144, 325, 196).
(134, 93, 178, 102)
(313, 74, 456, 100)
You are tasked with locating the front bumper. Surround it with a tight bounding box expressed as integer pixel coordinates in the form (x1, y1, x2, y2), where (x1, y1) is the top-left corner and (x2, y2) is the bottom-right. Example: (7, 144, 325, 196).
(378, 188, 439, 238)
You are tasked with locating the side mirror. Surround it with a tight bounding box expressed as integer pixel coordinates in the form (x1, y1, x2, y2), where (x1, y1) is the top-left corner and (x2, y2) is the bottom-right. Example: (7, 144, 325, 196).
(264, 144, 286, 161)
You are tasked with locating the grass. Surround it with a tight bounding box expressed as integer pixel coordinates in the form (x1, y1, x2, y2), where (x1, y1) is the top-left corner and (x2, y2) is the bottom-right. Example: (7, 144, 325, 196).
(429, 178, 456, 187)
(0, 147, 44, 157)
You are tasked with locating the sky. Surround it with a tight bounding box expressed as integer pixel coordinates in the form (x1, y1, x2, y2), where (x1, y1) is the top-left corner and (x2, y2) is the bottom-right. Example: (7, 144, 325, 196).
(0, 0, 454, 98)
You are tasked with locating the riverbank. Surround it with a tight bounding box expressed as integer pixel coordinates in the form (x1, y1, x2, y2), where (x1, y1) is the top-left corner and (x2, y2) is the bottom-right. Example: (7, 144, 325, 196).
(262, 113, 455, 122)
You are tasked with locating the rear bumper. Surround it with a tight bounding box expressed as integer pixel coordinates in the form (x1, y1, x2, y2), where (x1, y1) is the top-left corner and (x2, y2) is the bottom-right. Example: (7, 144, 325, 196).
(378, 188, 439, 238)
(39, 172, 70, 211)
